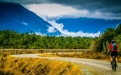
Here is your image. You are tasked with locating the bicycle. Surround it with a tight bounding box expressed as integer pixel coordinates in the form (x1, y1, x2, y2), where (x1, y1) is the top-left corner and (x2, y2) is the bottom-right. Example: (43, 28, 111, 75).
(111, 55, 117, 71)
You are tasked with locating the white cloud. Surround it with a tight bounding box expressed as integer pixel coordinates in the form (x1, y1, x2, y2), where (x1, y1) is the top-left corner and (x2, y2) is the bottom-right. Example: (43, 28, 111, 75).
(47, 20, 64, 33)
(24, 3, 102, 37)
(25, 3, 85, 18)
(35, 32, 46, 36)
(21, 22, 28, 26)
(61, 30, 101, 37)
(47, 26, 57, 33)
(24, 3, 120, 19)
(46, 20, 101, 37)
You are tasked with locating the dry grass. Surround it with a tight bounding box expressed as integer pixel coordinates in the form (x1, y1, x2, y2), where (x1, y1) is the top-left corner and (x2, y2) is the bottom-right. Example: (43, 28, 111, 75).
(0, 56, 82, 75)
(0, 49, 89, 55)
(40, 51, 108, 59)
(0, 49, 44, 55)
(40, 50, 121, 63)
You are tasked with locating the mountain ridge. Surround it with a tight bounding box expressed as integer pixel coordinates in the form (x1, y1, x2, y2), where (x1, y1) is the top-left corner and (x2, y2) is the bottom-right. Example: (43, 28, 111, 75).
(0, 1, 60, 35)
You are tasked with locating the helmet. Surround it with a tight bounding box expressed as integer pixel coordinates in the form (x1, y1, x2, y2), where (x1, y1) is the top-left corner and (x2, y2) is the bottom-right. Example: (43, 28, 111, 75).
(111, 40, 116, 43)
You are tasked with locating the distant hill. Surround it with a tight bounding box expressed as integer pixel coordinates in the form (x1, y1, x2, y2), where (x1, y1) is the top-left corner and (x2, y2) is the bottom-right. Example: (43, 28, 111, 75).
(0, 1, 60, 35)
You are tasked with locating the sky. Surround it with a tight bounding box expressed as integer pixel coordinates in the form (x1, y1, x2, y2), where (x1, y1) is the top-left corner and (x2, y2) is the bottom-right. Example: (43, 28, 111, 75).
(1, 0, 121, 37)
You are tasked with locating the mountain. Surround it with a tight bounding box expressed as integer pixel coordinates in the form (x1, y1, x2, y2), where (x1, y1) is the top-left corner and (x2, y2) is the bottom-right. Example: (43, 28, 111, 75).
(56, 18, 121, 33)
(0, 1, 60, 35)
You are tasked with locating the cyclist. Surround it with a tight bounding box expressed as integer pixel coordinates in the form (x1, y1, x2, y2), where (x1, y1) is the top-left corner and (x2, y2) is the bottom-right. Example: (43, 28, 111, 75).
(108, 39, 119, 66)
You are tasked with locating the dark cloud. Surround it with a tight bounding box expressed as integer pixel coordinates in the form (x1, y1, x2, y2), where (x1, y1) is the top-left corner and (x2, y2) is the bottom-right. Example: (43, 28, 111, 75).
(49, 0, 121, 19)
(0, 0, 47, 4)
(48, 0, 121, 14)
(0, 0, 121, 19)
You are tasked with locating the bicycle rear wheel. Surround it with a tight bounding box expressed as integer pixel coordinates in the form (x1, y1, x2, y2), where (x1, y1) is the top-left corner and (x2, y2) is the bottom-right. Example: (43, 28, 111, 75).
(112, 64, 116, 71)
(112, 59, 116, 71)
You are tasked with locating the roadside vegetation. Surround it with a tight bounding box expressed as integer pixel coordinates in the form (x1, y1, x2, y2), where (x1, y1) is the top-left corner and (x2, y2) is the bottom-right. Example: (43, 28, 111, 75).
(0, 55, 81, 75)
(40, 50, 121, 63)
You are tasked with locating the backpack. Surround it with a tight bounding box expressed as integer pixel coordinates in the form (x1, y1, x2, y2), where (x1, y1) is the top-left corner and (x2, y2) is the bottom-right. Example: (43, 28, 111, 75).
(112, 43, 117, 50)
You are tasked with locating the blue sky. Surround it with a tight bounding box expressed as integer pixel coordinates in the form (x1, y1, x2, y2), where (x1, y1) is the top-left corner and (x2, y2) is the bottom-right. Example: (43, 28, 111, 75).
(56, 18, 121, 33)
(1, 0, 121, 37)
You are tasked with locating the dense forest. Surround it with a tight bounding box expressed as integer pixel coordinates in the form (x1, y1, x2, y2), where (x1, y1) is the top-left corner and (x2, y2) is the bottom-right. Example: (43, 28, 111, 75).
(0, 30, 93, 49)
(0, 24, 121, 52)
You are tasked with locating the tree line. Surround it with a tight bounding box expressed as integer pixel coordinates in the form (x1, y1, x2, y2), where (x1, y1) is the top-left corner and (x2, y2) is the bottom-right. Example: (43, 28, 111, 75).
(93, 24, 121, 52)
(0, 30, 93, 49)
(1, 23, 120, 51)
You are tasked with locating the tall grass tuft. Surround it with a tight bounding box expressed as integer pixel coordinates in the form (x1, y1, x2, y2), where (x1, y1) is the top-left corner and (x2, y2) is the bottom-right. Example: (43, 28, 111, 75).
(0, 56, 81, 75)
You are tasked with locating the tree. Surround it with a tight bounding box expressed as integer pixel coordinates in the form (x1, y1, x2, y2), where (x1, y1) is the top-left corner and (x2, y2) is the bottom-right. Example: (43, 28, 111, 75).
(0, 30, 93, 49)
(115, 24, 121, 35)
(93, 28, 115, 52)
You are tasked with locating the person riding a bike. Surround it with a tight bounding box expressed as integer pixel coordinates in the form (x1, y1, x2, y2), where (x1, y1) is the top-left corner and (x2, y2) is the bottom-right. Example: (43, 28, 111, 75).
(108, 39, 119, 66)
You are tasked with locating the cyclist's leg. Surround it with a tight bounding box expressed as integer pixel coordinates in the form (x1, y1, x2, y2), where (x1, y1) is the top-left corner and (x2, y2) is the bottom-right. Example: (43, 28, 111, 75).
(110, 56, 112, 61)
(110, 52, 113, 64)
(111, 52, 114, 61)
(115, 52, 118, 66)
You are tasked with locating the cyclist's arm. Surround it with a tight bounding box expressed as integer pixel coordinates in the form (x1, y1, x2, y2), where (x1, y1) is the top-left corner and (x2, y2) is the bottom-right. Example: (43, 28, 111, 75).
(108, 44, 111, 52)
(117, 45, 119, 52)
(108, 49, 110, 52)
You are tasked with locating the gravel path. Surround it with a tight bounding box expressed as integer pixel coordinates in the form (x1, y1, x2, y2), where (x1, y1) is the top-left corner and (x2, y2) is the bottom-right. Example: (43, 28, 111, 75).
(12, 54, 121, 75)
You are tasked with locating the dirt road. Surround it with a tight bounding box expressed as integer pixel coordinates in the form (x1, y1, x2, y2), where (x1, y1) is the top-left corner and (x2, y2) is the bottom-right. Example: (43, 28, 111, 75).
(12, 54, 121, 75)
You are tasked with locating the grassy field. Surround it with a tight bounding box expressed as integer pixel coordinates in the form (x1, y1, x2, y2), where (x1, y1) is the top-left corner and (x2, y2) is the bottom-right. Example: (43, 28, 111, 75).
(0, 55, 82, 75)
